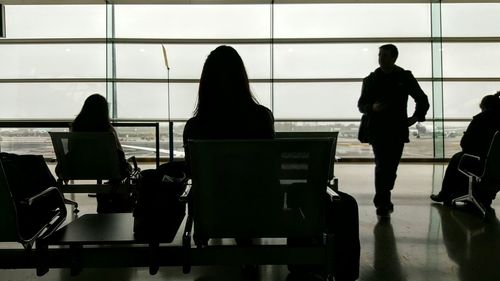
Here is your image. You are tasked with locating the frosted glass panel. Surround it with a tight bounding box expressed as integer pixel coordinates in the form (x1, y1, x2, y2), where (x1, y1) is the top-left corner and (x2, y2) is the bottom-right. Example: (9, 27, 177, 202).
(273, 82, 432, 120)
(115, 5, 270, 39)
(442, 4, 500, 37)
(0, 83, 105, 119)
(116, 83, 270, 120)
(274, 43, 432, 79)
(116, 44, 271, 79)
(443, 82, 500, 118)
(0, 45, 106, 79)
(275, 4, 430, 38)
(5, 5, 105, 39)
(442, 43, 500, 78)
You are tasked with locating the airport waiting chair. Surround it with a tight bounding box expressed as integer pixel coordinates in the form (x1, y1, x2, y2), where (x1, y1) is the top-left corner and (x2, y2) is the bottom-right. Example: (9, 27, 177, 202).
(453, 131, 500, 217)
(183, 138, 336, 280)
(275, 131, 339, 191)
(0, 156, 67, 251)
(49, 132, 139, 212)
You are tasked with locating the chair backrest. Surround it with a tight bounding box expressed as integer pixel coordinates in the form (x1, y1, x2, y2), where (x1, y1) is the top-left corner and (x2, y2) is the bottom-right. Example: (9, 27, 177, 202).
(49, 132, 122, 181)
(275, 131, 338, 180)
(0, 154, 67, 249)
(189, 138, 332, 239)
(0, 160, 21, 243)
(482, 131, 500, 182)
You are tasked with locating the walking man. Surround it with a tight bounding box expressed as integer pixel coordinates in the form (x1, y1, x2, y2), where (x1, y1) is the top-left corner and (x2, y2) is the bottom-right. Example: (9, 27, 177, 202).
(358, 44, 430, 217)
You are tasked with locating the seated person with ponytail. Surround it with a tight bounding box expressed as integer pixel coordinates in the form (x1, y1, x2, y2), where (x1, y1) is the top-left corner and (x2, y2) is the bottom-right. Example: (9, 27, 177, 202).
(431, 91, 500, 207)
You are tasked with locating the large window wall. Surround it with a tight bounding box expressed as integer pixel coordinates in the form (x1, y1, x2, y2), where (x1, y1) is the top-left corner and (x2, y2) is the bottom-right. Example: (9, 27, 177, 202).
(0, 1, 499, 159)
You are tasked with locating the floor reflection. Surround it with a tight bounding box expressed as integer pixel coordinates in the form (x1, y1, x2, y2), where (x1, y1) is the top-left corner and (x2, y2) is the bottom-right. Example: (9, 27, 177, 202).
(364, 218, 407, 281)
(435, 204, 500, 281)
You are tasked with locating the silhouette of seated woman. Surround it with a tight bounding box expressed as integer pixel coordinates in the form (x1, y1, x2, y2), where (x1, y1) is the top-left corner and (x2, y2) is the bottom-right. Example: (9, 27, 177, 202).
(431, 92, 500, 207)
(183, 45, 274, 158)
(68, 94, 132, 213)
(183, 45, 274, 242)
(183, 46, 360, 281)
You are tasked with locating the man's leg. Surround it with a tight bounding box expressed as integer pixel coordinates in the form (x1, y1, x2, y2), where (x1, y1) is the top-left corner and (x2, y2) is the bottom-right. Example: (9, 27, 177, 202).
(372, 141, 405, 214)
(432, 152, 466, 202)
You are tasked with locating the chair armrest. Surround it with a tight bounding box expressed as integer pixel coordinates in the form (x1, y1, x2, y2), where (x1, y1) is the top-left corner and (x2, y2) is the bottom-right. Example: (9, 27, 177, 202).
(326, 186, 341, 202)
(458, 153, 482, 178)
(127, 156, 138, 170)
(21, 187, 64, 206)
(327, 177, 339, 192)
(21, 187, 68, 242)
(179, 180, 192, 203)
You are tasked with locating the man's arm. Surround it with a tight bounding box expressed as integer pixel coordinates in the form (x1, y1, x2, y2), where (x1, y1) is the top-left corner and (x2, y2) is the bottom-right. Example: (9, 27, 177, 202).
(407, 71, 430, 122)
(358, 76, 374, 114)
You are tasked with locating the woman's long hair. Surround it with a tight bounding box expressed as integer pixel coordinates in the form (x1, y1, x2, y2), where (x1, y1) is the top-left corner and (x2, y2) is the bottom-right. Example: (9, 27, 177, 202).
(72, 94, 111, 131)
(194, 45, 258, 118)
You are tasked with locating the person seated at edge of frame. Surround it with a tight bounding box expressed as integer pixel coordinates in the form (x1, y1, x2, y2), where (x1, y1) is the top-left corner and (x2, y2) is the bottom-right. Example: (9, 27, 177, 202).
(183, 45, 360, 281)
(63, 94, 133, 213)
(431, 91, 500, 207)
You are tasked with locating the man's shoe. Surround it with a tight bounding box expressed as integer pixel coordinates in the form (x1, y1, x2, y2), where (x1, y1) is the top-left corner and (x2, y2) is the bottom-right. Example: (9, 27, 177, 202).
(376, 206, 393, 217)
(430, 193, 446, 203)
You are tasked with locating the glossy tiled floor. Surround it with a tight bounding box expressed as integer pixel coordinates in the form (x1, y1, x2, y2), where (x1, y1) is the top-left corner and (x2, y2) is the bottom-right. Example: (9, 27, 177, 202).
(2, 163, 500, 281)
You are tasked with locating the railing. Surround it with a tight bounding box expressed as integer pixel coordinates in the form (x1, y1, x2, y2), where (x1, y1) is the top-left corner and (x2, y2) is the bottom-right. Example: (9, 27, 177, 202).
(0, 118, 472, 162)
(0, 120, 161, 168)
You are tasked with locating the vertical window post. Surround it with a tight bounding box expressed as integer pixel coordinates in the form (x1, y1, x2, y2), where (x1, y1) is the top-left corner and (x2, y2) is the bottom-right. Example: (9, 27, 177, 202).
(106, 2, 117, 119)
(431, 0, 445, 159)
(0, 4, 5, 38)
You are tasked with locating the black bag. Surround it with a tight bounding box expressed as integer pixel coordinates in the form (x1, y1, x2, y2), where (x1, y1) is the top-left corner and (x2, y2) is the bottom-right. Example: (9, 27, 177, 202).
(133, 161, 187, 242)
(96, 191, 136, 214)
(358, 114, 370, 143)
(0, 152, 64, 239)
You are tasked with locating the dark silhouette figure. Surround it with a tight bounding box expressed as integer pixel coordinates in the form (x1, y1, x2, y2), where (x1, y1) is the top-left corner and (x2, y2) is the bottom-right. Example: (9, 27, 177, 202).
(182, 44, 275, 268)
(358, 44, 430, 216)
(183, 45, 275, 167)
(183, 45, 360, 281)
(435, 204, 500, 281)
(70, 94, 132, 213)
(71, 94, 129, 177)
(364, 218, 406, 281)
(431, 92, 500, 206)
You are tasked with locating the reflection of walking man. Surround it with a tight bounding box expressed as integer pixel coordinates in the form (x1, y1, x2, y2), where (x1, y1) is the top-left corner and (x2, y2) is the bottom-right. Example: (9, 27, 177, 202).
(358, 44, 430, 216)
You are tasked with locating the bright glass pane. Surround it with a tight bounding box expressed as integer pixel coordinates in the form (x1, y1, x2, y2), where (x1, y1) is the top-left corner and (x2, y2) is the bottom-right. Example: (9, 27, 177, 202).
(116, 82, 270, 120)
(5, 5, 106, 39)
(273, 82, 432, 120)
(442, 43, 500, 78)
(442, 3, 500, 37)
(0, 45, 106, 79)
(115, 44, 270, 79)
(274, 4, 430, 38)
(444, 121, 469, 158)
(116, 83, 169, 119)
(0, 83, 105, 119)
(443, 82, 500, 118)
(274, 43, 432, 79)
(115, 5, 270, 39)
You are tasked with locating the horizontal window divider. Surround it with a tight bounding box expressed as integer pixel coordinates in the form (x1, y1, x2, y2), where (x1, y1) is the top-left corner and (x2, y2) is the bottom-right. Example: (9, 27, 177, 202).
(0, 78, 107, 83)
(0, 118, 473, 125)
(1, 37, 500, 45)
(1, 78, 500, 83)
(3, 1, 500, 5)
(0, 120, 159, 128)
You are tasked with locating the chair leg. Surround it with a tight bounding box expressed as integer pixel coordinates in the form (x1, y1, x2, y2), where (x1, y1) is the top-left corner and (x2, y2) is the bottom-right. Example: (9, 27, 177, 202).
(64, 198, 79, 213)
(452, 176, 486, 217)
